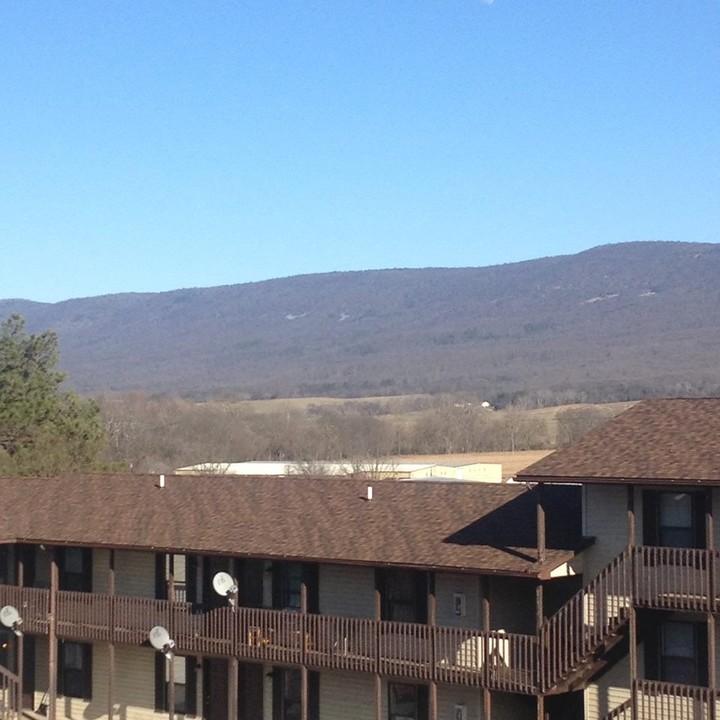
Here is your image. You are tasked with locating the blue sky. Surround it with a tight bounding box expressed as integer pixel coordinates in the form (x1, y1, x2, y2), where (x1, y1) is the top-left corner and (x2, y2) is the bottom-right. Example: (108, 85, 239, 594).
(1, 1, 718, 303)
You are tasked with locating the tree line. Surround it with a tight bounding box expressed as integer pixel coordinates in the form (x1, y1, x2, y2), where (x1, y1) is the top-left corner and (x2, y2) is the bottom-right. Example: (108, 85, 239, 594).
(0, 314, 623, 476)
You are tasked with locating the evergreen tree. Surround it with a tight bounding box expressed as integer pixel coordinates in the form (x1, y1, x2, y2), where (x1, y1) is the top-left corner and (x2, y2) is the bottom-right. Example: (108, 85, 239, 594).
(0, 314, 105, 475)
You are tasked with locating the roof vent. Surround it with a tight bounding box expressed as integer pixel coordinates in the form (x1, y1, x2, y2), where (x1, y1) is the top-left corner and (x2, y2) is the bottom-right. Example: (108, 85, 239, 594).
(159, 474, 165, 488)
(366, 485, 373, 501)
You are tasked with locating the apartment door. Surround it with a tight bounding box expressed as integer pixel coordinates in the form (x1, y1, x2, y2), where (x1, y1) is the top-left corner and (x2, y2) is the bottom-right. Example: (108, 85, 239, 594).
(203, 658, 228, 720)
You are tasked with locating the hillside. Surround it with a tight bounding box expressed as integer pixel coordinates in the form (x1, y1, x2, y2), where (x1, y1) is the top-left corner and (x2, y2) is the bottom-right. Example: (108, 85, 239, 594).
(2, 241, 719, 403)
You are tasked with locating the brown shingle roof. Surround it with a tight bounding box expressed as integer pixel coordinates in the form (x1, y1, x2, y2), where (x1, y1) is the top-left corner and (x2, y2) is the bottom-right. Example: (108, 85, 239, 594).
(519, 398, 720, 485)
(0, 474, 582, 578)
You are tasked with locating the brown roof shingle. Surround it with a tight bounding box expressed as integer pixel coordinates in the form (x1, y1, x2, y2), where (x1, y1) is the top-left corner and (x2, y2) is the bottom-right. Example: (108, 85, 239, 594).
(0, 474, 582, 577)
(519, 398, 720, 485)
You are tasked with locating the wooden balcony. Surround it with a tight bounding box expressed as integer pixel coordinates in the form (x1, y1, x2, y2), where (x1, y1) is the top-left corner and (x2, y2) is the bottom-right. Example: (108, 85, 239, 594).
(0, 584, 537, 694)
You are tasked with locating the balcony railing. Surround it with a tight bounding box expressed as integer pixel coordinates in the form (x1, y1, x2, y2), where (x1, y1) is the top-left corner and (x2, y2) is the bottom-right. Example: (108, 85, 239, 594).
(2, 544, 719, 701)
(0, 665, 20, 720)
(0, 584, 538, 694)
(634, 679, 718, 720)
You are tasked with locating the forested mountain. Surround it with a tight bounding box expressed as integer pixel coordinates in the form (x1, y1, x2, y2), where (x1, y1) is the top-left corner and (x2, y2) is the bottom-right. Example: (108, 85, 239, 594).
(2, 242, 719, 404)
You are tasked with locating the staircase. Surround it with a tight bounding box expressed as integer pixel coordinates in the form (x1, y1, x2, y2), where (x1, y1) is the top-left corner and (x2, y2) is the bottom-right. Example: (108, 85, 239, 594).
(0, 664, 21, 720)
(541, 548, 632, 694)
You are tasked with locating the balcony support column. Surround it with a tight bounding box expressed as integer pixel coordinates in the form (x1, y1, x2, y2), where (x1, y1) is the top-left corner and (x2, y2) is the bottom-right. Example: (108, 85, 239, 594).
(48, 549, 58, 720)
(535, 581, 545, 720)
(428, 575, 437, 720)
(300, 581, 308, 720)
(629, 607, 637, 720)
(228, 658, 238, 720)
(167, 555, 175, 720)
(374, 588, 382, 720)
(536, 483, 546, 563)
(481, 576, 492, 720)
(108, 549, 116, 720)
(627, 486, 635, 547)
(706, 487, 716, 716)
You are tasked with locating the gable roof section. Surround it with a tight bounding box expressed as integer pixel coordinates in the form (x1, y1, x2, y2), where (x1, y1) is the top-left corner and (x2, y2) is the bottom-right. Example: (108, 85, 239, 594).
(0, 474, 582, 578)
(519, 398, 720, 485)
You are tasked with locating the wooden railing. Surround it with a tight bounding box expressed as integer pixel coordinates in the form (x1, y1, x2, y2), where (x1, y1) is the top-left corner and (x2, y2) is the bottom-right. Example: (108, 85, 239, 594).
(601, 696, 632, 720)
(540, 548, 630, 691)
(0, 585, 538, 694)
(2, 544, 719, 700)
(0, 665, 20, 720)
(634, 679, 718, 720)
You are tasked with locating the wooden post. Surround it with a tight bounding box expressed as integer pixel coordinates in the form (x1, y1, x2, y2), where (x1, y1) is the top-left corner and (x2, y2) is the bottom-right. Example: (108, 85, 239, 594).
(17, 550, 24, 719)
(537, 483, 546, 563)
(48, 549, 58, 720)
(706, 488, 716, 718)
(167, 555, 175, 720)
(536, 581, 544, 720)
(481, 576, 492, 720)
(108, 549, 116, 720)
(300, 581, 308, 720)
(374, 588, 382, 720)
(228, 657, 238, 720)
(629, 607, 637, 720)
(627, 485, 635, 547)
(428, 575, 437, 720)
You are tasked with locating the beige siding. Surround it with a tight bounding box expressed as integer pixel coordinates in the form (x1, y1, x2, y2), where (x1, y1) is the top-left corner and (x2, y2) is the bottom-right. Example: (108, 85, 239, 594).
(582, 484, 628, 582)
(114, 551, 157, 598)
(489, 577, 536, 635)
(435, 574, 481, 630)
(585, 651, 633, 720)
(319, 564, 375, 618)
(437, 684, 485, 720)
(320, 670, 375, 720)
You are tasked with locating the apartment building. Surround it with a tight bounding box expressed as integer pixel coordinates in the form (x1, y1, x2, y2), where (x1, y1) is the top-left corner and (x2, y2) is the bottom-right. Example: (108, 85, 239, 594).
(0, 396, 717, 720)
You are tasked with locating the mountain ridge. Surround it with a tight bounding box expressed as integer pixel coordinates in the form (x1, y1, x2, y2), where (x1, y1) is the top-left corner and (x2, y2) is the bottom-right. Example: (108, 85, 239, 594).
(2, 241, 719, 402)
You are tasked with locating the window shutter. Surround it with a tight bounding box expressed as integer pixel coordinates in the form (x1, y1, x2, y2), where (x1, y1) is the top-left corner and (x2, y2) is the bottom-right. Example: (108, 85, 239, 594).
(642, 491, 659, 546)
(186, 556, 198, 605)
(309, 671, 320, 720)
(82, 644, 92, 700)
(303, 563, 320, 614)
(185, 656, 197, 717)
(692, 494, 706, 549)
(155, 554, 168, 600)
(644, 621, 660, 680)
(697, 622, 709, 686)
(417, 685, 429, 720)
(414, 572, 428, 624)
(154, 652, 167, 711)
(81, 548, 93, 593)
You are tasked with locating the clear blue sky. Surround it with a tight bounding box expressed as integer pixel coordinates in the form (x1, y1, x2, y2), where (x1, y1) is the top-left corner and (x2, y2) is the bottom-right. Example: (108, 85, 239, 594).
(2, 1, 718, 303)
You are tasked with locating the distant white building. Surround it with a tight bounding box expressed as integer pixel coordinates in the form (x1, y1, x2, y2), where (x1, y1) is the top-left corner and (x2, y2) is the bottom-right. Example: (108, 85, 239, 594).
(175, 459, 503, 482)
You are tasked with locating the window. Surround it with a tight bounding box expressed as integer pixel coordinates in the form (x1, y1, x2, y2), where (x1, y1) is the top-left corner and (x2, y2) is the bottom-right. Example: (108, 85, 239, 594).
(272, 668, 318, 720)
(58, 642, 92, 699)
(388, 683, 428, 720)
(378, 569, 428, 623)
(646, 620, 707, 686)
(59, 548, 92, 592)
(272, 562, 318, 613)
(155, 654, 197, 715)
(643, 491, 704, 549)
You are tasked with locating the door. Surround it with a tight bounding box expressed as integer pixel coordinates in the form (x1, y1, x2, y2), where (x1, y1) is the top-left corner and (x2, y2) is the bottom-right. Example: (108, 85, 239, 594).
(203, 658, 229, 720)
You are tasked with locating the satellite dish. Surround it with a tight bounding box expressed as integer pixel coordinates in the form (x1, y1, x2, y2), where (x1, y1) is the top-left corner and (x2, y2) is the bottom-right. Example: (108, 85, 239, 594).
(0, 606, 23, 636)
(212, 571, 238, 597)
(149, 625, 175, 658)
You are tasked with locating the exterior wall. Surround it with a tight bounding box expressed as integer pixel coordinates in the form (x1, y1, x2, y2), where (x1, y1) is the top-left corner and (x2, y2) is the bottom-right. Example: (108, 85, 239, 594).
(582, 484, 628, 582)
(435, 574, 481, 630)
(320, 670, 376, 720)
(585, 651, 634, 720)
(489, 577, 536, 635)
(319, 564, 375, 618)
(32, 639, 199, 720)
